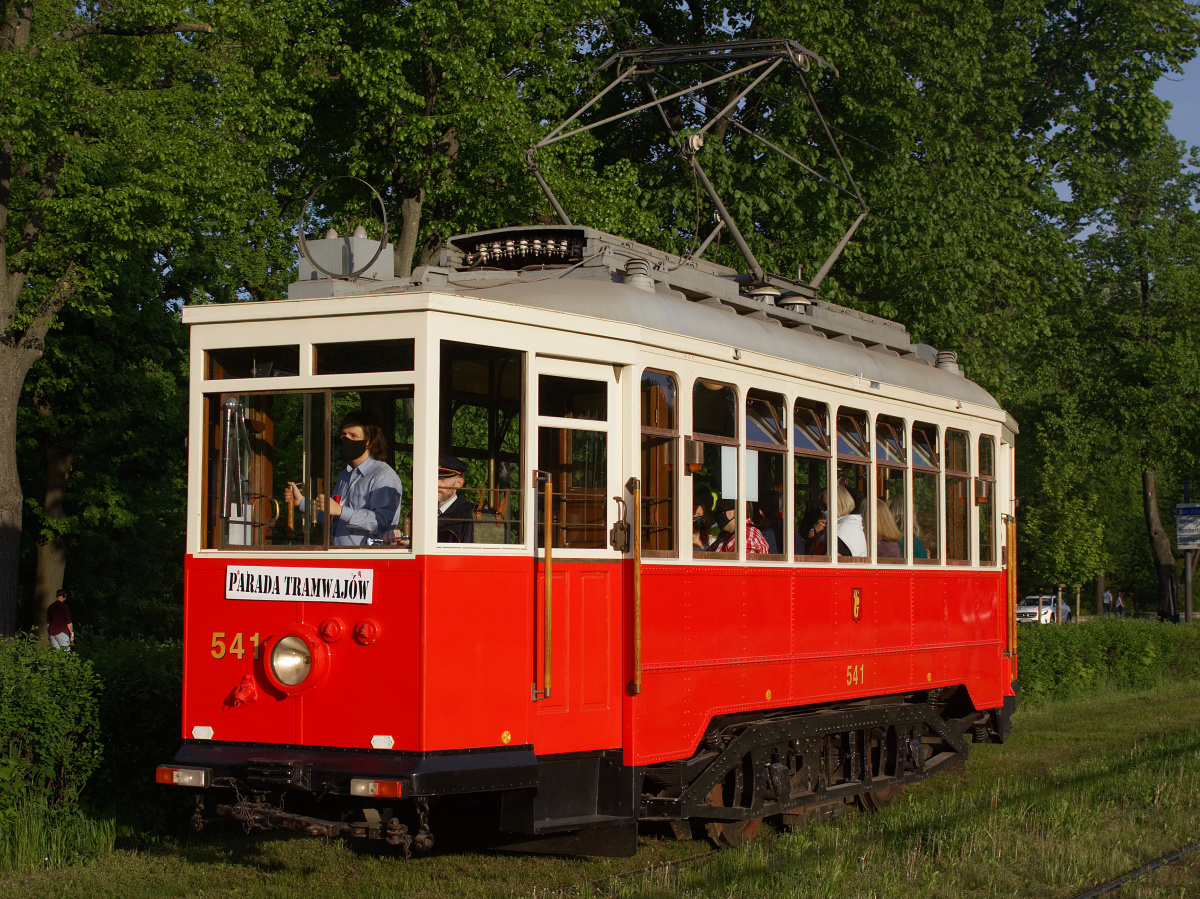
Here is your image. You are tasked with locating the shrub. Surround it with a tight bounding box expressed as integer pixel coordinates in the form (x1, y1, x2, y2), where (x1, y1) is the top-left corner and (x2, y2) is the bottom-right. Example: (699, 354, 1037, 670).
(1017, 618, 1200, 703)
(0, 634, 103, 821)
(76, 638, 187, 837)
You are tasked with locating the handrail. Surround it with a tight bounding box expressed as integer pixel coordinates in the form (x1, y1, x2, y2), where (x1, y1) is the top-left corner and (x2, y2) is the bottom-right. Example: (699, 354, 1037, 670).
(1005, 514, 1017, 656)
(628, 477, 642, 695)
(532, 471, 553, 701)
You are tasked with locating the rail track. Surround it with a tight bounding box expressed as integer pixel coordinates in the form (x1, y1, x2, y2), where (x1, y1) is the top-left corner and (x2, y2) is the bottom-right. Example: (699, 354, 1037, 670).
(1073, 840, 1200, 899)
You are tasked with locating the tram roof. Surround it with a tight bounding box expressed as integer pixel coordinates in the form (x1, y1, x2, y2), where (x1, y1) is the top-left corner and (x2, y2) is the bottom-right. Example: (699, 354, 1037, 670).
(195, 225, 1003, 412)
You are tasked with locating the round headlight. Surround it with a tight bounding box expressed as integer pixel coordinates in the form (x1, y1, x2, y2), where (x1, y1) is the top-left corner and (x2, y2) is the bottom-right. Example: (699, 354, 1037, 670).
(271, 635, 312, 686)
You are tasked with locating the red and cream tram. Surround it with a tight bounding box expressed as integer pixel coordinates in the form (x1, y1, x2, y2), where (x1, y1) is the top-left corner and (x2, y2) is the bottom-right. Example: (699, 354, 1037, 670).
(159, 224, 1019, 856)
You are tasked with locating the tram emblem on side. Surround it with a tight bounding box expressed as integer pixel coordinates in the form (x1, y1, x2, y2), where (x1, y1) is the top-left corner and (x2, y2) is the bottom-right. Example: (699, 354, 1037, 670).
(851, 588, 863, 621)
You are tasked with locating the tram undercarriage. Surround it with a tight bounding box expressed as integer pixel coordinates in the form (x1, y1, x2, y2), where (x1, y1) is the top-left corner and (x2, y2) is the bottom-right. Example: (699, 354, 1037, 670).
(187, 687, 1014, 857)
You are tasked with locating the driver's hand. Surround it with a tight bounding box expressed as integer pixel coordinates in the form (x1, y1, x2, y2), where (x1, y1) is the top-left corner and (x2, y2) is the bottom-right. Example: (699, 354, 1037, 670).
(285, 482, 304, 504)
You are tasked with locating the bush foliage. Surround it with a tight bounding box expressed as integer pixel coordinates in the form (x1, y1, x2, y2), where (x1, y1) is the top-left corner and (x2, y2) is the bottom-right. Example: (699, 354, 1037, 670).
(76, 638, 187, 836)
(0, 635, 103, 821)
(1017, 618, 1200, 703)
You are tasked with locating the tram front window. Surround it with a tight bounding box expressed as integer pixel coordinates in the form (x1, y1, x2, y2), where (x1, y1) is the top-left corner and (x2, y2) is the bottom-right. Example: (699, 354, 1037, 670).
(205, 387, 414, 550)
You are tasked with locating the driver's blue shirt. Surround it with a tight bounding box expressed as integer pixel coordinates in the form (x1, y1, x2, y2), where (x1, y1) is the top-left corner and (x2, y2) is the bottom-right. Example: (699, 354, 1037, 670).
(300, 456, 403, 546)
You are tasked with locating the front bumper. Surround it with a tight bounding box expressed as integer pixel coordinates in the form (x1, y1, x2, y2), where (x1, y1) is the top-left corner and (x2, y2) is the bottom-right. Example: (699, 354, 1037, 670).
(169, 739, 538, 798)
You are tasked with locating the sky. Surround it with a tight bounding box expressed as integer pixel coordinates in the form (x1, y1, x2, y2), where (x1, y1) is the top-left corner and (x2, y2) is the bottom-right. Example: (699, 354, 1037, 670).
(1156, 55, 1200, 154)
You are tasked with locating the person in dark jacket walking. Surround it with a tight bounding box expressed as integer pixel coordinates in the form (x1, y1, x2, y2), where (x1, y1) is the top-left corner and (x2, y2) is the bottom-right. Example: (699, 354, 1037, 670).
(47, 589, 74, 651)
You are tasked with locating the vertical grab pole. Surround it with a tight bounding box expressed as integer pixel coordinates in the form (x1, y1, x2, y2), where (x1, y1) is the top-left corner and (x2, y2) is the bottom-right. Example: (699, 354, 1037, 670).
(1005, 514, 1018, 656)
(628, 477, 642, 695)
(532, 471, 553, 701)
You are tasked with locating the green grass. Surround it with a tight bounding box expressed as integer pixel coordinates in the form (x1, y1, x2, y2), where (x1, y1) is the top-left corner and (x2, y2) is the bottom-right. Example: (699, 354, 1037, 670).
(7, 682, 1200, 897)
(0, 806, 116, 875)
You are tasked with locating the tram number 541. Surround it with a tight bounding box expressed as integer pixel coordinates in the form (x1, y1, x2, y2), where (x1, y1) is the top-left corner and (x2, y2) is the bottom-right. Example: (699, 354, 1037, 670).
(845, 663, 865, 687)
(211, 632, 261, 660)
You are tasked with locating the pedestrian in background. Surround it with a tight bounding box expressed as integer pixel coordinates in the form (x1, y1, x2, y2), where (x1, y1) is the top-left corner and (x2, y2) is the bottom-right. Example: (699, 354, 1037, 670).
(47, 589, 74, 651)
(1115, 591, 1125, 618)
(1102, 586, 1113, 617)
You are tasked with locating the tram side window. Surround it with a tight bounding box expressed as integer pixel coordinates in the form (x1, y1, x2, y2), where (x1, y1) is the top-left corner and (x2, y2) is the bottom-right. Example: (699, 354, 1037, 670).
(640, 370, 677, 555)
(746, 389, 786, 558)
(945, 430, 971, 563)
(692, 379, 739, 558)
(538, 375, 608, 549)
(794, 399, 831, 561)
(876, 415, 906, 563)
(978, 435, 996, 564)
(205, 387, 414, 550)
(912, 423, 940, 562)
(835, 408, 870, 561)
(440, 342, 523, 544)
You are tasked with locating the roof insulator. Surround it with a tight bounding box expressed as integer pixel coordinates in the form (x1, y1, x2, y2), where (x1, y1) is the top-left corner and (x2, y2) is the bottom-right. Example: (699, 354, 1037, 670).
(936, 350, 964, 376)
(623, 258, 656, 293)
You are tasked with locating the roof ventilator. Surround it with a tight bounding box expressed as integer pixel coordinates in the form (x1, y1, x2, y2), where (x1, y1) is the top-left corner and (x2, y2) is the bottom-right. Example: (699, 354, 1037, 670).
(936, 351, 964, 376)
(747, 285, 781, 305)
(624, 258, 656, 293)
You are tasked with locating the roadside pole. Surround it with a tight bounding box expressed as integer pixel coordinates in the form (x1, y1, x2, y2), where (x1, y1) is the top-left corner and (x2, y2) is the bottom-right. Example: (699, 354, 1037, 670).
(1074, 584, 1081, 623)
(1057, 583, 1064, 625)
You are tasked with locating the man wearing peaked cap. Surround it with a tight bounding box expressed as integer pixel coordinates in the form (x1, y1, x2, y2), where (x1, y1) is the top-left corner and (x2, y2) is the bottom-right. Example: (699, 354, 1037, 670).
(437, 454, 474, 544)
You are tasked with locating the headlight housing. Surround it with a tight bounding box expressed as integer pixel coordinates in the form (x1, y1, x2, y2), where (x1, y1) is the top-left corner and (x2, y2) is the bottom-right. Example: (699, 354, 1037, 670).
(262, 626, 329, 694)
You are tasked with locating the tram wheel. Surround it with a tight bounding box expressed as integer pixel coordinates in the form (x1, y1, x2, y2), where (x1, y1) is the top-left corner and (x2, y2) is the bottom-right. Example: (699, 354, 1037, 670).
(857, 784, 903, 813)
(704, 770, 763, 847)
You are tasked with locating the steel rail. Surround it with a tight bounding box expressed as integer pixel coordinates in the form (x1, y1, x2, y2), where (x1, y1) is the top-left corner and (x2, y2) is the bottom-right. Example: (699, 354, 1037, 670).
(1073, 840, 1200, 899)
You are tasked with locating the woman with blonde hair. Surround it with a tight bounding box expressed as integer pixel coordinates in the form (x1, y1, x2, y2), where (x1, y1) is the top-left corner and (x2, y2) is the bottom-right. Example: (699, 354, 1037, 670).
(835, 485, 867, 557)
(876, 498, 902, 558)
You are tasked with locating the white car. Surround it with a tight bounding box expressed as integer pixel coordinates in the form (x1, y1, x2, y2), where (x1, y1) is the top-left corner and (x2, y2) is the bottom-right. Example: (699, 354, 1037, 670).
(1016, 593, 1073, 623)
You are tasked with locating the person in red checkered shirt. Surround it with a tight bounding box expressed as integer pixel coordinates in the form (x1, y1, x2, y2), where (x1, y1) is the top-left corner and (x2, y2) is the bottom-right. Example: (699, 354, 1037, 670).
(709, 498, 770, 554)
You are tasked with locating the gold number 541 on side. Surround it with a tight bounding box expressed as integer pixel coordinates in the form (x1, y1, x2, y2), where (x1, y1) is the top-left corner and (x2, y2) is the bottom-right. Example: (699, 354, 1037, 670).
(211, 631, 261, 660)
(845, 663, 864, 687)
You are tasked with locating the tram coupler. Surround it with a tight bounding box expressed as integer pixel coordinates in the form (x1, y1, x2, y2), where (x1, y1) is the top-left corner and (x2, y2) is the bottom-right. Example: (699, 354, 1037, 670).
(412, 797, 434, 853)
(215, 800, 413, 857)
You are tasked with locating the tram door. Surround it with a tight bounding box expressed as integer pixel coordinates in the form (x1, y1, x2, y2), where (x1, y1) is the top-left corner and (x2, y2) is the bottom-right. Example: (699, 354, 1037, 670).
(530, 359, 624, 755)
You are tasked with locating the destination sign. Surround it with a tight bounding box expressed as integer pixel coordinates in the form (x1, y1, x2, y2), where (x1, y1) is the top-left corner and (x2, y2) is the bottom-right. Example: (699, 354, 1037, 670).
(225, 565, 373, 604)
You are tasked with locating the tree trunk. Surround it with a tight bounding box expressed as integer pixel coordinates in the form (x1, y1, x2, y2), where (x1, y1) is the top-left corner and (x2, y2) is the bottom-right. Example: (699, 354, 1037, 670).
(1095, 572, 1105, 617)
(33, 396, 69, 641)
(1142, 469, 1178, 621)
(0, 343, 40, 635)
(394, 191, 424, 279)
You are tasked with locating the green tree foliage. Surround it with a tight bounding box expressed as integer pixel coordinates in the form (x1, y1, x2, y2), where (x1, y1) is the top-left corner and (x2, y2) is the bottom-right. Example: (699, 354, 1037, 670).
(0, 0, 306, 633)
(285, 0, 656, 275)
(4, 0, 1199, 628)
(18, 254, 189, 635)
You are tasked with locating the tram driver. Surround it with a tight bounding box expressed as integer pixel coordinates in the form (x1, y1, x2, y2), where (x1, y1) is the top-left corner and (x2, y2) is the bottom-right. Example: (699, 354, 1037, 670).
(434, 455, 474, 543)
(284, 412, 403, 546)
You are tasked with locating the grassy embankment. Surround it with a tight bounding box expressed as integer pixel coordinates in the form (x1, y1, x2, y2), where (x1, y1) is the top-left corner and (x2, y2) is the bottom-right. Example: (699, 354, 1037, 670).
(5, 679, 1200, 898)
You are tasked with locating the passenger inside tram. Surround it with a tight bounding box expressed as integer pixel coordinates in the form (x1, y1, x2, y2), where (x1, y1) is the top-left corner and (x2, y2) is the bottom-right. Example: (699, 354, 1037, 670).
(284, 411, 403, 546)
(692, 486, 714, 551)
(755, 492, 784, 555)
(709, 498, 770, 554)
(797, 496, 827, 555)
(876, 498, 902, 558)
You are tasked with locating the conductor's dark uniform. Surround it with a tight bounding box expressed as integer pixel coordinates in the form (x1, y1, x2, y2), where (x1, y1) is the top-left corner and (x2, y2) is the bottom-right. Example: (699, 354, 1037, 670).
(437, 455, 475, 544)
